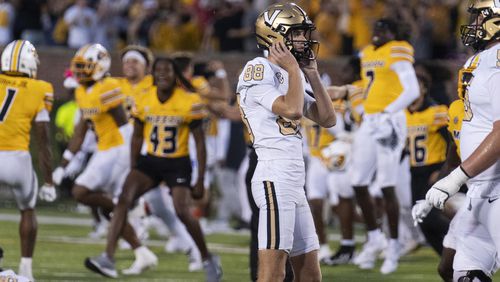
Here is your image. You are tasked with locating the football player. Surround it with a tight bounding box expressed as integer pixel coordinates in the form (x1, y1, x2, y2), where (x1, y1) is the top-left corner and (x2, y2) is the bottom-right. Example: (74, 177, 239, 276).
(406, 65, 450, 255)
(54, 44, 157, 278)
(0, 40, 55, 281)
(117, 45, 203, 272)
(352, 18, 419, 274)
(89, 57, 222, 282)
(237, 3, 336, 280)
(414, 1, 500, 280)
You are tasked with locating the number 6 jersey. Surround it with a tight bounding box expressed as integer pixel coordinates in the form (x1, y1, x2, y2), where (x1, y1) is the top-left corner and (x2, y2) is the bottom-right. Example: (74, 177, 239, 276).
(236, 57, 315, 161)
(133, 86, 206, 158)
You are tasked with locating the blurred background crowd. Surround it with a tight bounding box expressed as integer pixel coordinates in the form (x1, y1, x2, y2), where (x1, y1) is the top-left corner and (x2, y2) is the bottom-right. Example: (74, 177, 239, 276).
(0, 0, 470, 59)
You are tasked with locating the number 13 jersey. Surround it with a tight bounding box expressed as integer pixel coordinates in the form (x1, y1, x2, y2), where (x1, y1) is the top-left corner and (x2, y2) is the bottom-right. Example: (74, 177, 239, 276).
(236, 57, 315, 161)
(133, 87, 206, 158)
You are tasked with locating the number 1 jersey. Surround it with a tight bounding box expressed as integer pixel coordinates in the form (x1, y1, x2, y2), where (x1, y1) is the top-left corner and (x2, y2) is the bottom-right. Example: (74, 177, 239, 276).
(0, 74, 53, 151)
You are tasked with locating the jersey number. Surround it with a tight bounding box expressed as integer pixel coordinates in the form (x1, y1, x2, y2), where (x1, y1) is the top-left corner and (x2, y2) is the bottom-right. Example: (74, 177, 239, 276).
(411, 134, 427, 165)
(277, 116, 300, 136)
(243, 64, 264, 82)
(150, 125, 177, 155)
(364, 70, 374, 99)
(311, 124, 321, 148)
(0, 88, 18, 122)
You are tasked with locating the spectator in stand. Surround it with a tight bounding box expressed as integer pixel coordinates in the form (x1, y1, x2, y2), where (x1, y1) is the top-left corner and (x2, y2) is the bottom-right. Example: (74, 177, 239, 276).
(127, 0, 159, 46)
(95, 0, 130, 50)
(212, 0, 245, 52)
(63, 0, 97, 48)
(315, 0, 342, 58)
(224, 0, 259, 53)
(0, 0, 14, 46)
(149, 8, 201, 52)
(12, 0, 48, 45)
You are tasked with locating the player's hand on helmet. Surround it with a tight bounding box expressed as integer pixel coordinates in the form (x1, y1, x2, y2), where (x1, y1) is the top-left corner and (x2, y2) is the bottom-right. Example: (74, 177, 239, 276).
(52, 166, 65, 186)
(425, 167, 469, 210)
(411, 200, 432, 226)
(39, 183, 57, 202)
(191, 180, 205, 200)
(269, 41, 299, 72)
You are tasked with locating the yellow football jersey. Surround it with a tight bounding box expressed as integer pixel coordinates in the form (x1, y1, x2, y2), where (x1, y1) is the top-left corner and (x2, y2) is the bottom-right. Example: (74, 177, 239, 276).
(134, 87, 206, 158)
(406, 105, 448, 167)
(117, 75, 154, 114)
(0, 74, 53, 151)
(75, 77, 125, 151)
(348, 79, 364, 124)
(305, 101, 346, 157)
(361, 41, 415, 114)
(447, 99, 464, 157)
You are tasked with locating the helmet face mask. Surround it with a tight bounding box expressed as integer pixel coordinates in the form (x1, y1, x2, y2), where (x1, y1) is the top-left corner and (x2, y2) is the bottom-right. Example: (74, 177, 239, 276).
(256, 3, 319, 61)
(460, 0, 500, 50)
(71, 44, 111, 83)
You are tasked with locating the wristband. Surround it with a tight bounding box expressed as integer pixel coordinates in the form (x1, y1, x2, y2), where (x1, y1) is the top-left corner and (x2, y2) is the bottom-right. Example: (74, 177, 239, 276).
(63, 150, 74, 161)
(215, 69, 227, 79)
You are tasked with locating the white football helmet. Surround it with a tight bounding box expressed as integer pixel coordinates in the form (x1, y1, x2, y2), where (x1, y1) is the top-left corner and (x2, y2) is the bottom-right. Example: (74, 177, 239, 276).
(1, 40, 39, 78)
(321, 139, 352, 172)
(71, 43, 111, 83)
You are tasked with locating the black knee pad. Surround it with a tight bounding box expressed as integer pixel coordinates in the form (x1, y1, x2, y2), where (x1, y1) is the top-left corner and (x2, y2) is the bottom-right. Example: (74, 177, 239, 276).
(457, 270, 492, 282)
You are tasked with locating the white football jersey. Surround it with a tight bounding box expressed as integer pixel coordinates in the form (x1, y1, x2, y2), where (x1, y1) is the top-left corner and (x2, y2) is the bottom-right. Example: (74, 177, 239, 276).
(460, 43, 500, 197)
(236, 56, 315, 162)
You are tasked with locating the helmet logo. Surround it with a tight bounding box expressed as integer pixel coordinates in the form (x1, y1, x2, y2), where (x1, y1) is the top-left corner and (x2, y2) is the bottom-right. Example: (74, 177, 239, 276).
(264, 9, 282, 26)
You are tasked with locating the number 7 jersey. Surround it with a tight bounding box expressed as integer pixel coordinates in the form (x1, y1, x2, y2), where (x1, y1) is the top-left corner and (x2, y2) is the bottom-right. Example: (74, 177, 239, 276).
(133, 87, 206, 158)
(360, 40, 414, 114)
(0, 74, 53, 151)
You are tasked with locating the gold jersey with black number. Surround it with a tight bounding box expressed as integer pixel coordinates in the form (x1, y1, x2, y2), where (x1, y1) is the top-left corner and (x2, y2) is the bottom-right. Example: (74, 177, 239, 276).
(117, 75, 154, 115)
(192, 76, 219, 137)
(0, 74, 53, 151)
(348, 79, 364, 124)
(361, 41, 415, 114)
(75, 77, 124, 151)
(134, 87, 206, 158)
(305, 100, 346, 158)
(447, 99, 464, 157)
(406, 104, 448, 167)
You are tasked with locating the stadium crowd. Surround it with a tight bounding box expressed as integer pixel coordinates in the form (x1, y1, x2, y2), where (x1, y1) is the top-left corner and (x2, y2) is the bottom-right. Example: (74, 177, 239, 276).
(0, 0, 473, 58)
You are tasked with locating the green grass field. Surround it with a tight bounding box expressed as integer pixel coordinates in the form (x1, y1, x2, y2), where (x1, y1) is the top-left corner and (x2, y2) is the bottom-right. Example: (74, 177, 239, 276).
(0, 207, 452, 282)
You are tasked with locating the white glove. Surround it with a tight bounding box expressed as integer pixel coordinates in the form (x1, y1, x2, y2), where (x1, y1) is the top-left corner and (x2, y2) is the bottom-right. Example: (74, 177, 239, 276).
(39, 184, 57, 202)
(425, 166, 469, 210)
(411, 200, 433, 226)
(52, 166, 65, 186)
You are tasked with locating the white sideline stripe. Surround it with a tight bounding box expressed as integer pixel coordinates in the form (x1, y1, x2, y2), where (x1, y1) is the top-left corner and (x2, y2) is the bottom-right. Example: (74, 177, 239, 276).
(39, 235, 248, 254)
(0, 213, 93, 226)
(0, 213, 366, 243)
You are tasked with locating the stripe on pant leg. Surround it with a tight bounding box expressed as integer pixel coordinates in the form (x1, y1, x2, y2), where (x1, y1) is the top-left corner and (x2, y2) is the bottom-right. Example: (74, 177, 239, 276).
(264, 181, 272, 249)
(269, 181, 280, 249)
(264, 181, 279, 249)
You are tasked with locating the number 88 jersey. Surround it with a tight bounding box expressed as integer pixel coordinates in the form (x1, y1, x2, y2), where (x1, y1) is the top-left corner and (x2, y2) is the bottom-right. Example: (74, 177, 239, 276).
(133, 87, 206, 158)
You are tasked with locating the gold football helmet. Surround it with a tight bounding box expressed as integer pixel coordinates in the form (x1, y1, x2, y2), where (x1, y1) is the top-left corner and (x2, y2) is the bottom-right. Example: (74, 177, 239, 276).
(255, 2, 319, 60)
(71, 43, 111, 83)
(1, 40, 39, 78)
(460, 0, 500, 50)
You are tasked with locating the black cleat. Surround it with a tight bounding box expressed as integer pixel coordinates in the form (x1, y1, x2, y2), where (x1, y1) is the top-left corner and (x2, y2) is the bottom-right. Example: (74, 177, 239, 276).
(323, 245, 355, 266)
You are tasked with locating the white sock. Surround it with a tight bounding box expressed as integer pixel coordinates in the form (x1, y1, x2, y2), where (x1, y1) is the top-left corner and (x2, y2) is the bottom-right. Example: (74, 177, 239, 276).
(20, 257, 32, 267)
(341, 239, 355, 246)
(134, 246, 148, 257)
(367, 229, 382, 241)
(388, 239, 399, 248)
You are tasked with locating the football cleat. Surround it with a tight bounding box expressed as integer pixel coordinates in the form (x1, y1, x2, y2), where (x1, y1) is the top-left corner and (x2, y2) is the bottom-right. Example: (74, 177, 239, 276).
(122, 247, 158, 275)
(380, 241, 400, 274)
(85, 253, 118, 278)
(353, 234, 387, 269)
(203, 254, 223, 282)
(323, 245, 355, 266)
